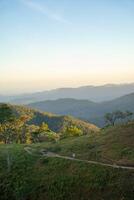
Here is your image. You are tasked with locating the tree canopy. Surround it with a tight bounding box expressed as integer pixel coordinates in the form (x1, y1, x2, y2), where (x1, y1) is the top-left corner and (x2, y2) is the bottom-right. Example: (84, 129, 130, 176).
(104, 110, 133, 126)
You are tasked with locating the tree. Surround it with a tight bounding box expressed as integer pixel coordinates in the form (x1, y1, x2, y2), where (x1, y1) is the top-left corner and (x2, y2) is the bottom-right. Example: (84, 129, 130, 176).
(0, 114, 34, 144)
(30, 122, 59, 143)
(124, 111, 133, 122)
(16, 115, 31, 143)
(105, 111, 124, 126)
(0, 106, 58, 144)
(104, 110, 133, 126)
(63, 125, 83, 138)
(113, 110, 125, 122)
(104, 113, 115, 126)
(30, 125, 40, 143)
(39, 122, 49, 132)
(0, 104, 14, 123)
(0, 121, 18, 144)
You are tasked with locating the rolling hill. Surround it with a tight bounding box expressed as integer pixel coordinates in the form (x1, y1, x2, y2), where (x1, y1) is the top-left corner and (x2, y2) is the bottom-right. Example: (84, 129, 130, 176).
(28, 93, 134, 127)
(1, 83, 134, 104)
(0, 103, 99, 134)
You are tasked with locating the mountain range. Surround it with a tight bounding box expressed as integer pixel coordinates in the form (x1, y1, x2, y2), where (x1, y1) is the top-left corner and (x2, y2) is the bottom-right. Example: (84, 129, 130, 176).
(1, 83, 134, 104)
(28, 93, 134, 127)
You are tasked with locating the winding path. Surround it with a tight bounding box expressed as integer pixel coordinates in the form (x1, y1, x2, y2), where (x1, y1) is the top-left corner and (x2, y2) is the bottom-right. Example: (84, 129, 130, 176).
(24, 147, 134, 170)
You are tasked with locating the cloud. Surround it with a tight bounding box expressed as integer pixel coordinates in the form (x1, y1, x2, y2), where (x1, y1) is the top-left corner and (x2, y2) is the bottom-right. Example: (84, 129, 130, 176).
(20, 0, 70, 24)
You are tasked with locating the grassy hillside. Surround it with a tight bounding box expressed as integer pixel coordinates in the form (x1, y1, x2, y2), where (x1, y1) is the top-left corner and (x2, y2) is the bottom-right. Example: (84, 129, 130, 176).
(0, 144, 134, 200)
(28, 93, 134, 127)
(0, 104, 134, 200)
(32, 122, 134, 166)
(0, 103, 99, 134)
(0, 118, 134, 199)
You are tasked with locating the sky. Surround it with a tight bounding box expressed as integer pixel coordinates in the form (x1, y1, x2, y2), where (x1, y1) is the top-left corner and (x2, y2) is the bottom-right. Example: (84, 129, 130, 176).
(0, 0, 134, 94)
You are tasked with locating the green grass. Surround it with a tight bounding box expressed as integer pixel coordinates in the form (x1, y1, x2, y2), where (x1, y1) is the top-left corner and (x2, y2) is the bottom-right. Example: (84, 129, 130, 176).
(31, 122, 134, 165)
(0, 122, 134, 200)
(0, 144, 134, 200)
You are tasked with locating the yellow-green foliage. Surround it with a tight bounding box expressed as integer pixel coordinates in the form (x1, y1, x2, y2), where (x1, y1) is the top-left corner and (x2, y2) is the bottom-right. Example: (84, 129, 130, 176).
(5, 104, 99, 134)
(0, 103, 99, 144)
(63, 125, 83, 138)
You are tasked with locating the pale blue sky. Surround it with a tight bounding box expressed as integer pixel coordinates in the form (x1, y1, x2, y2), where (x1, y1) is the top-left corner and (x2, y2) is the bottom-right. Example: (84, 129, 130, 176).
(0, 0, 134, 94)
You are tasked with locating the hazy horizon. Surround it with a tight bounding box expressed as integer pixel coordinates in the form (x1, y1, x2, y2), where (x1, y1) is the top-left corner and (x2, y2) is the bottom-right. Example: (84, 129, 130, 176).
(1, 0, 134, 94)
(0, 82, 133, 96)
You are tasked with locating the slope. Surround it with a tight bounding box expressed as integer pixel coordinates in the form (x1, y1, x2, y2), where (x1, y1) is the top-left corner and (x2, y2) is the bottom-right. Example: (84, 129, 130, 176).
(0, 103, 99, 134)
(28, 93, 134, 127)
(0, 122, 134, 200)
(32, 121, 134, 166)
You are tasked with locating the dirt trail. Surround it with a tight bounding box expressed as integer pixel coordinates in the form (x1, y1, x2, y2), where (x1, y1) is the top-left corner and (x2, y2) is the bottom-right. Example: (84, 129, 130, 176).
(24, 147, 134, 170)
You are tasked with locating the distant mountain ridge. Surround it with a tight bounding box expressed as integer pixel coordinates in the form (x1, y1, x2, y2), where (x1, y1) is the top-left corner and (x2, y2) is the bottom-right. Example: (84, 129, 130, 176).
(28, 93, 134, 127)
(0, 83, 134, 104)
